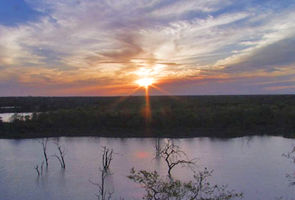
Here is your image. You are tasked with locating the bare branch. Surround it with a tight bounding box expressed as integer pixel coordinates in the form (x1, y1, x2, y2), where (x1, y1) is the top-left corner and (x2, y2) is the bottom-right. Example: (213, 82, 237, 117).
(158, 139, 196, 177)
(34, 165, 40, 176)
(283, 145, 295, 185)
(38, 138, 49, 166)
(102, 146, 113, 173)
(40, 161, 44, 175)
(52, 142, 66, 169)
(90, 146, 114, 200)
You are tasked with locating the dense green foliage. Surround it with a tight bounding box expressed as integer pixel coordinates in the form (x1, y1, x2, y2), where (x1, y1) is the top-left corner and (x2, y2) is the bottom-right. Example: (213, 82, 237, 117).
(0, 96, 116, 113)
(0, 95, 295, 138)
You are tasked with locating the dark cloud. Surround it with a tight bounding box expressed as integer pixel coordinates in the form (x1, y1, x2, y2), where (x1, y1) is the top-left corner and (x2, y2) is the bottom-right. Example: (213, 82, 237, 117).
(155, 74, 295, 95)
(224, 36, 295, 73)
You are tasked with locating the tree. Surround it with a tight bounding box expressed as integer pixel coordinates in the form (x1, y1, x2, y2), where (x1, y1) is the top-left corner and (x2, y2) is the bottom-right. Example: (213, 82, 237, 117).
(102, 146, 113, 172)
(128, 167, 242, 200)
(283, 145, 295, 185)
(90, 146, 114, 200)
(52, 142, 66, 169)
(34, 161, 44, 176)
(38, 138, 49, 167)
(159, 140, 195, 177)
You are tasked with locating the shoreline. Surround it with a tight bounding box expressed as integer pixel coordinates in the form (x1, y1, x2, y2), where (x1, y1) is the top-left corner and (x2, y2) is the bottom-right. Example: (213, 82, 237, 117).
(1, 127, 294, 139)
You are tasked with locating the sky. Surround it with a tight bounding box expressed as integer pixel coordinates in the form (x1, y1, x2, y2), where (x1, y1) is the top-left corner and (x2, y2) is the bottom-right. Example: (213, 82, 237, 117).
(0, 0, 295, 96)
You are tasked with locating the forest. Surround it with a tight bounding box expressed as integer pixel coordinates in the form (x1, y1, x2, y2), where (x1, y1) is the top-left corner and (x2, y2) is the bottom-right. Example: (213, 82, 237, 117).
(0, 95, 295, 138)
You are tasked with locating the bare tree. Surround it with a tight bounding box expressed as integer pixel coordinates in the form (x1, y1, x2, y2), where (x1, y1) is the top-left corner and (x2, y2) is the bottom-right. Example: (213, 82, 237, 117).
(34, 165, 40, 176)
(40, 161, 44, 175)
(34, 161, 44, 176)
(38, 138, 49, 167)
(90, 146, 114, 200)
(102, 146, 113, 172)
(283, 145, 295, 185)
(159, 140, 195, 177)
(90, 170, 113, 200)
(52, 142, 66, 169)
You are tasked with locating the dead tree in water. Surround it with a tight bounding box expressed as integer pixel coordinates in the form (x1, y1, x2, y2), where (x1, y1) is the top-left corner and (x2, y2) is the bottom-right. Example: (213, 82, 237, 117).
(102, 146, 113, 172)
(39, 138, 49, 167)
(154, 138, 161, 157)
(40, 161, 44, 175)
(159, 140, 195, 177)
(90, 146, 114, 200)
(283, 145, 295, 185)
(52, 142, 66, 169)
(90, 170, 113, 200)
(34, 165, 40, 176)
(34, 161, 44, 176)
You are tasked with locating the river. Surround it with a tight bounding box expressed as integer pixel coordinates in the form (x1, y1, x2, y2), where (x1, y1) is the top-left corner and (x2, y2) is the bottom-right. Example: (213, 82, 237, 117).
(0, 136, 294, 199)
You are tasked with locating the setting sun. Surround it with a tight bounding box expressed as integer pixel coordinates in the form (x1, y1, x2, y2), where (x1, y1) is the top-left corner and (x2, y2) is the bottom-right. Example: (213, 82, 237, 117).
(136, 78, 154, 88)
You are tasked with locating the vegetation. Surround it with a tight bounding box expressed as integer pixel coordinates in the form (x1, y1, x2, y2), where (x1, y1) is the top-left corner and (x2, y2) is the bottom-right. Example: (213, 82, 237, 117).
(158, 140, 195, 177)
(128, 168, 243, 200)
(0, 95, 295, 138)
(128, 140, 243, 200)
(34, 139, 66, 175)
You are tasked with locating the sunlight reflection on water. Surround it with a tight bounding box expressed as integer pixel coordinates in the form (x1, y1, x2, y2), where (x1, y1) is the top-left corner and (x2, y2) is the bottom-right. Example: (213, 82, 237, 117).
(0, 136, 294, 200)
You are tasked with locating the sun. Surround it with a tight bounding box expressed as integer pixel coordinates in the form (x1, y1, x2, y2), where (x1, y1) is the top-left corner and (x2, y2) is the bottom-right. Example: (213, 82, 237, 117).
(136, 78, 154, 88)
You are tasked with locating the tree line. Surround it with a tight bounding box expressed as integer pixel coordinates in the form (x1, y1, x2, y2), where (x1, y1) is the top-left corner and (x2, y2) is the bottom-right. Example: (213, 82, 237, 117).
(0, 95, 295, 138)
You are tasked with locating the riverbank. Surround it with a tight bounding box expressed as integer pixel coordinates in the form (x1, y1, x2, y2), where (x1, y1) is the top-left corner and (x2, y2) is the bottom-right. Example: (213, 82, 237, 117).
(1, 117, 294, 139)
(0, 127, 294, 139)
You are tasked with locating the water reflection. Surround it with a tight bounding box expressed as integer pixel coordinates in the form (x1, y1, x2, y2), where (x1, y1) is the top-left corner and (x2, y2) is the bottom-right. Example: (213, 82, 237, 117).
(154, 138, 161, 157)
(0, 136, 295, 200)
(0, 112, 33, 122)
(89, 146, 115, 199)
(129, 139, 242, 200)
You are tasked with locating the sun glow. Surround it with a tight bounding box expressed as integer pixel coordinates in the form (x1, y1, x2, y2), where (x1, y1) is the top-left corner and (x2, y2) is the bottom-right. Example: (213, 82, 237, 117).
(136, 78, 154, 88)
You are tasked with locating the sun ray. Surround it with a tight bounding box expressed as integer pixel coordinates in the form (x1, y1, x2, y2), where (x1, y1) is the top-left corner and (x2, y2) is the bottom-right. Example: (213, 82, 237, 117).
(150, 85, 172, 96)
(107, 86, 141, 110)
(144, 86, 151, 124)
(150, 85, 182, 101)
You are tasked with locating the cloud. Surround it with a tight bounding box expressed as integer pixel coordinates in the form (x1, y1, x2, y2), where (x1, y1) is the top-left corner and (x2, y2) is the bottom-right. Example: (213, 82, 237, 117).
(221, 37, 295, 73)
(0, 0, 295, 95)
(156, 73, 295, 95)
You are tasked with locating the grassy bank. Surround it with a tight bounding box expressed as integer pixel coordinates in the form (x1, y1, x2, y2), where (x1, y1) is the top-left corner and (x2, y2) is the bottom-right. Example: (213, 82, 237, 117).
(0, 95, 295, 138)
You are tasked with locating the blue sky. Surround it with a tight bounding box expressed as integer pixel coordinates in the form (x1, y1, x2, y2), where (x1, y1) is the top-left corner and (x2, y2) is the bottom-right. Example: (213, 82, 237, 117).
(0, 0, 294, 96)
(0, 0, 44, 26)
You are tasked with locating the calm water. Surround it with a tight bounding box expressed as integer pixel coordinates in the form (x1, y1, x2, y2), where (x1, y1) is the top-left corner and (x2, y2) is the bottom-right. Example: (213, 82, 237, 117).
(0, 136, 294, 200)
(0, 113, 32, 122)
